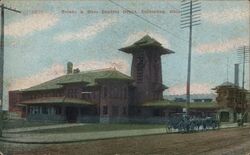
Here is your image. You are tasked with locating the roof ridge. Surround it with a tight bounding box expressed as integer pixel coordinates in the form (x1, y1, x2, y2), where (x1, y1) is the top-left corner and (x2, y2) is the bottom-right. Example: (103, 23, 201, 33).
(79, 67, 115, 73)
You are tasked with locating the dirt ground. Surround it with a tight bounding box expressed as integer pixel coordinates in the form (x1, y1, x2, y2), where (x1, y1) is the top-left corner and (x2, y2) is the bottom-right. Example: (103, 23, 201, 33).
(2, 126, 250, 155)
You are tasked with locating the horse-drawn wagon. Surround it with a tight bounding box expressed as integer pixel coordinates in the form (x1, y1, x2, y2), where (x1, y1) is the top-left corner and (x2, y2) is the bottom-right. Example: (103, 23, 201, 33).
(166, 113, 220, 133)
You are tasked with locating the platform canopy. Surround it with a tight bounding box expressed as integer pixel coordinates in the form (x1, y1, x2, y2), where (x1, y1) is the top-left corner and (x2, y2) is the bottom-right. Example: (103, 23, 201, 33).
(19, 97, 95, 106)
(141, 100, 219, 109)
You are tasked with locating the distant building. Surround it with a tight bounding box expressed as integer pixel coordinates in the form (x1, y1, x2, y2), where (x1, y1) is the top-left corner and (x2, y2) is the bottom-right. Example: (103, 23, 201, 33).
(8, 90, 24, 117)
(213, 81, 248, 122)
(174, 98, 186, 103)
(165, 94, 216, 103)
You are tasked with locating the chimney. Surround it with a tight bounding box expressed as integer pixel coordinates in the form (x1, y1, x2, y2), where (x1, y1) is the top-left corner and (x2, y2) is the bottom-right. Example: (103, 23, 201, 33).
(67, 62, 73, 74)
(234, 64, 239, 86)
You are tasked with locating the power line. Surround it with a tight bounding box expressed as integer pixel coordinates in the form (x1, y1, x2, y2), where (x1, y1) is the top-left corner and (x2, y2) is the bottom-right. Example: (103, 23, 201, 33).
(167, 0, 248, 50)
(108, 0, 188, 43)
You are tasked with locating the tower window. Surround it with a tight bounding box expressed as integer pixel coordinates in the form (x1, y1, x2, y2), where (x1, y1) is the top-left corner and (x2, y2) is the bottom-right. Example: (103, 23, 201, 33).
(103, 86, 108, 98)
(136, 55, 144, 82)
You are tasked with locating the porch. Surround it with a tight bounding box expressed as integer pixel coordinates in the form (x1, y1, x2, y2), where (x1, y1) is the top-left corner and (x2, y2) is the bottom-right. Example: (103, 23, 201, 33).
(19, 97, 98, 123)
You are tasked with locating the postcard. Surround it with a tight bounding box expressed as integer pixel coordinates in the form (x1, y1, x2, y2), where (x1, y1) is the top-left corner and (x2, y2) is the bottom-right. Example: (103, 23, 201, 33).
(0, 0, 249, 155)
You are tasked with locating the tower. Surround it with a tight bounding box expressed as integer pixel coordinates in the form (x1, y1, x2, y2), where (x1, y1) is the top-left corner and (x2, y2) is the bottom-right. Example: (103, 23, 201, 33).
(119, 35, 174, 103)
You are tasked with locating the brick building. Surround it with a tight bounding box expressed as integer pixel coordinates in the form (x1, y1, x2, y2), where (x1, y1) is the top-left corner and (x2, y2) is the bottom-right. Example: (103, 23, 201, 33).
(213, 81, 248, 122)
(9, 35, 219, 123)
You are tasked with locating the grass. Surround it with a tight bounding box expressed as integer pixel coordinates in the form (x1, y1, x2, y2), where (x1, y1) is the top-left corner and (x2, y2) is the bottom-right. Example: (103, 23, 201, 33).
(23, 123, 165, 134)
(3, 120, 58, 129)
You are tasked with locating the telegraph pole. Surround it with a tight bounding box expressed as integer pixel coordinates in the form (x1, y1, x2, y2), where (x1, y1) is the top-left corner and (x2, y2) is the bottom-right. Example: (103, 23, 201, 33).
(180, 0, 201, 114)
(237, 46, 249, 89)
(0, 4, 21, 137)
(236, 46, 249, 124)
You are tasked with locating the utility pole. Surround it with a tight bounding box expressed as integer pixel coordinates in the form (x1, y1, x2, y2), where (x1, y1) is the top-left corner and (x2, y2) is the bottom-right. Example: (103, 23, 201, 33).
(180, 0, 201, 114)
(0, 4, 21, 137)
(237, 46, 249, 89)
(237, 46, 249, 124)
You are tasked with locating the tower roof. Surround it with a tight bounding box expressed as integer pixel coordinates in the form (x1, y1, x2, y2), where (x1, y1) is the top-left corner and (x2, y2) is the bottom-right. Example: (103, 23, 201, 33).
(119, 35, 174, 54)
(212, 81, 247, 91)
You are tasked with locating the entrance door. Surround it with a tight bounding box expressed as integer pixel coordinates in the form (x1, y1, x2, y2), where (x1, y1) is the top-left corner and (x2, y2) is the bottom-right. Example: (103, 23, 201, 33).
(220, 112, 229, 122)
(65, 107, 78, 123)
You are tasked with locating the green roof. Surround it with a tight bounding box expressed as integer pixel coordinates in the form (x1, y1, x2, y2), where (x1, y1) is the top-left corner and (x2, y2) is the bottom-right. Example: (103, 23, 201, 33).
(20, 97, 94, 105)
(23, 69, 133, 92)
(141, 100, 219, 109)
(119, 35, 174, 54)
(213, 81, 248, 92)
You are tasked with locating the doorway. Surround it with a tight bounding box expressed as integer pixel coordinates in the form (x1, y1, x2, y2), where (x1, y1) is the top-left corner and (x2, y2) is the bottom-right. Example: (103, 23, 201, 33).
(220, 112, 229, 122)
(65, 107, 78, 123)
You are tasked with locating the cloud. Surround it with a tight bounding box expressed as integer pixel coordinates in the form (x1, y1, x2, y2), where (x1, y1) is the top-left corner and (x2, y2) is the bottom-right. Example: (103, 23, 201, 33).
(195, 37, 248, 54)
(8, 59, 129, 90)
(124, 31, 171, 48)
(5, 13, 59, 37)
(202, 9, 249, 25)
(8, 64, 65, 90)
(54, 18, 117, 42)
(167, 83, 214, 95)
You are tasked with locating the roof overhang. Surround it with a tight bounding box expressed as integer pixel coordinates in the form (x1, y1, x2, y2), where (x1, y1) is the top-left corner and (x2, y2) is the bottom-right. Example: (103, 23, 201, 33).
(19, 97, 95, 106)
(119, 45, 174, 55)
(140, 100, 219, 109)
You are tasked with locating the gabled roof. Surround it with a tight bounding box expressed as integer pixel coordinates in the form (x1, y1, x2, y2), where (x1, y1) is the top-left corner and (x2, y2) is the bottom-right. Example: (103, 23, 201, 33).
(119, 35, 174, 54)
(22, 68, 133, 92)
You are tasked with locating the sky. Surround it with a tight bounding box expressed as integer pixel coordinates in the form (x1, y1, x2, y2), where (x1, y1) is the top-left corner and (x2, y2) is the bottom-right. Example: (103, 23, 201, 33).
(1, 0, 250, 109)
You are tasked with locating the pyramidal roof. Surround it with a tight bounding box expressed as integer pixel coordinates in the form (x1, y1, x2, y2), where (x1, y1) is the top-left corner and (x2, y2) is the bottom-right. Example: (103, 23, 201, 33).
(212, 81, 242, 90)
(23, 68, 133, 92)
(119, 35, 174, 54)
(134, 35, 161, 46)
(220, 81, 235, 87)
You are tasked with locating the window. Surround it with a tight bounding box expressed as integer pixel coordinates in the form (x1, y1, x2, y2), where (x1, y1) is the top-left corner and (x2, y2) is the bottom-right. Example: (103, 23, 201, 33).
(103, 105, 108, 115)
(54, 106, 62, 115)
(137, 109, 141, 114)
(114, 87, 118, 98)
(119, 88, 122, 98)
(29, 106, 33, 114)
(123, 107, 127, 115)
(80, 108, 87, 115)
(30, 106, 39, 114)
(124, 87, 127, 99)
(103, 87, 108, 98)
(68, 89, 74, 98)
(42, 106, 48, 114)
(153, 109, 161, 117)
(112, 106, 119, 116)
(136, 55, 144, 82)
